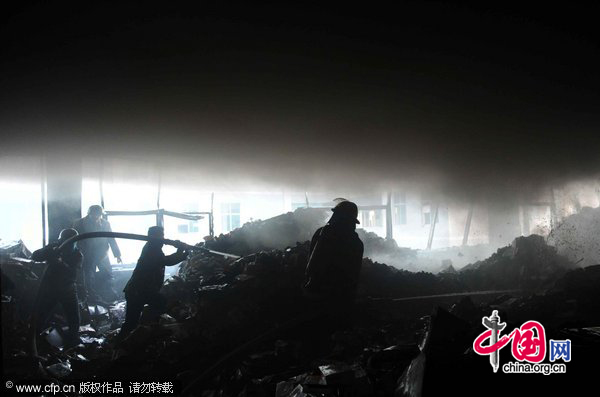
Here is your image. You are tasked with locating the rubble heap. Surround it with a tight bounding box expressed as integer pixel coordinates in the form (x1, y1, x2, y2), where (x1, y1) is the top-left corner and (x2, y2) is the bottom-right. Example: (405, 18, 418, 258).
(547, 206, 600, 267)
(0, 239, 32, 260)
(132, 245, 599, 395)
(416, 243, 499, 272)
(180, 244, 461, 301)
(458, 234, 575, 291)
(203, 208, 328, 257)
(355, 229, 419, 270)
(358, 259, 465, 298)
(117, 243, 430, 395)
(2, 232, 599, 395)
(0, 241, 44, 319)
(203, 207, 418, 269)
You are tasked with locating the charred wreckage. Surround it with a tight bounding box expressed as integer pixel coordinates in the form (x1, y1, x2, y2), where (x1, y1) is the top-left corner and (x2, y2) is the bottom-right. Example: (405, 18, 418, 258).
(1, 206, 599, 396)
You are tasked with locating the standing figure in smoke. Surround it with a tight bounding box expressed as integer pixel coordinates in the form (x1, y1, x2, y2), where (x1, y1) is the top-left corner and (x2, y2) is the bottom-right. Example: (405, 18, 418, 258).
(73, 205, 122, 303)
(31, 228, 83, 348)
(117, 226, 188, 340)
(304, 200, 364, 310)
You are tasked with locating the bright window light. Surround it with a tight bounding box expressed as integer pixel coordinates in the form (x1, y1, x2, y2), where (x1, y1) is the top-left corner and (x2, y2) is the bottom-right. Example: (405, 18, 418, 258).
(0, 181, 43, 251)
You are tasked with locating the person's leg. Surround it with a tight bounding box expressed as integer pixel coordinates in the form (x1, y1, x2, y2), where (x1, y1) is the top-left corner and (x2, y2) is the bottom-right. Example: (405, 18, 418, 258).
(33, 286, 58, 333)
(118, 292, 146, 339)
(145, 292, 167, 322)
(58, 286, 81, 347)
(95, 254, 117, 301)
(81, 254, 98, 300)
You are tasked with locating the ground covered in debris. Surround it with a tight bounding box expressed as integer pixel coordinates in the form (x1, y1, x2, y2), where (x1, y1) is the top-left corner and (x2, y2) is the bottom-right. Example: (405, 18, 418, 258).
(2, 209, 600, 395)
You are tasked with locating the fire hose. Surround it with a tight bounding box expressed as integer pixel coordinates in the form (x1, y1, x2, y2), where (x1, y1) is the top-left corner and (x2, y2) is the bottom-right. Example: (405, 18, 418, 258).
(30, 232, 241, 358)
(58, 231, 241, 259)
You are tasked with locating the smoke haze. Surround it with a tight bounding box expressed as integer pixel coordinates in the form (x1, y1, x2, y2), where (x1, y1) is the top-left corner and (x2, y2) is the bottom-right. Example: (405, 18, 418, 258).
(1, 1, 599, 200)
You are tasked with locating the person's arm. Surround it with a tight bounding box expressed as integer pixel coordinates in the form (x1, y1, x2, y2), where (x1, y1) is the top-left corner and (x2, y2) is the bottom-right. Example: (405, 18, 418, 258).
(309, 228, 321, 256)
(162, 245, 189, 267)
(31, 244, 59, 262)
(306, 227, 325, 279)
(105, 221, 122, 263)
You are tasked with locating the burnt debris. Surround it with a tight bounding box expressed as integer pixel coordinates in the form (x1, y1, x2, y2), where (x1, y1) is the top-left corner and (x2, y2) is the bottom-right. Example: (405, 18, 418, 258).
(2, 206, 600, 396)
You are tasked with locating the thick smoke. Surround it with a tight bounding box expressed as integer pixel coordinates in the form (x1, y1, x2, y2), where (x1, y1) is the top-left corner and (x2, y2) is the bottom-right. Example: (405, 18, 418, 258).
(1, 2, 599, 201)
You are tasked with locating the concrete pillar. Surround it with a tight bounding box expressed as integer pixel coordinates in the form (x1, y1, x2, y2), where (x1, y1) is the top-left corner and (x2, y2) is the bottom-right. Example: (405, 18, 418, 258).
(45, 157, 82, 242)
(385, 192, 393, 240)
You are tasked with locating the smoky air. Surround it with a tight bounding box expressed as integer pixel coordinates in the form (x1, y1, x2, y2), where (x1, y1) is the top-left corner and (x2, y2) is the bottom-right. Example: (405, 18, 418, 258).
(1, 2, 599, 200)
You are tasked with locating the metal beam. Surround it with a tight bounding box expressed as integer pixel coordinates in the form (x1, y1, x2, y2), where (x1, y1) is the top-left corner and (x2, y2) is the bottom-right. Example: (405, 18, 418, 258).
(105, 209, 204, 221)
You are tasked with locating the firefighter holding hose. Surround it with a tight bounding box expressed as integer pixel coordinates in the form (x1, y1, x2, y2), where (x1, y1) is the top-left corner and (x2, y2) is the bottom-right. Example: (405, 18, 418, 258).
(117, 226, 189, 340)
(31, 228, 83, 349)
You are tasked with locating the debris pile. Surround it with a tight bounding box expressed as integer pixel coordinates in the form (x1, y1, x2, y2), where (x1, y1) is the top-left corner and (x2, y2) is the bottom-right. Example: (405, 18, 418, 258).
(159, 257, 600, 394)
(358, 259, 465, 298)
(203, 208, 329, 257)
(355, 229, 419, 270)
(0, 241, 44, 320)
(2, 216, 599, 395)
(458, 234, 575, 291)
(202, 208, 420, 270)
(0, 239, 32, 260)
(547, 206, 600, 267)
(416, 243, 499, 272)
(180, 244, 458, 302)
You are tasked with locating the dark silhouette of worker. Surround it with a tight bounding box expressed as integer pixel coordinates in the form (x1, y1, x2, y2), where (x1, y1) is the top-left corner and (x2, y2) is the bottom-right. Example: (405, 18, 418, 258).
(304, 200, 364, 305)
(31, 228, 83, 348)
(299, 201, 364, 356)
(117, 226, 188, 340)
(73, 205, 121, 303)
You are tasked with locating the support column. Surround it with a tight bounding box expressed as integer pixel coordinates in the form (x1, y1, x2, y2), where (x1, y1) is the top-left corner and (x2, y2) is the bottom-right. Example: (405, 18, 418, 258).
(462, 203, 474, 246)
(385, 192, 393, 240)
(46, 157, 82, 242)
(426, 203, 439, 250)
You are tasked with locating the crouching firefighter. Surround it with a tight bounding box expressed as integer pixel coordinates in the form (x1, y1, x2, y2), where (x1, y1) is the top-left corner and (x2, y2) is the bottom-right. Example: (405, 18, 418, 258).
(304, 200, 364, 317)
(117, 226, 189, 340)
(31, 228, 83, 349)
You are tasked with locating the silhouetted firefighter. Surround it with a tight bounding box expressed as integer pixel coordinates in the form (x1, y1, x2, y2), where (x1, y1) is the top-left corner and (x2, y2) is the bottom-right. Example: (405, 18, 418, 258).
(117, 226, 188, 340)
(73, 205, 122, 303)
(31, 228, 83, 348)
(304, 200, 364, 311)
